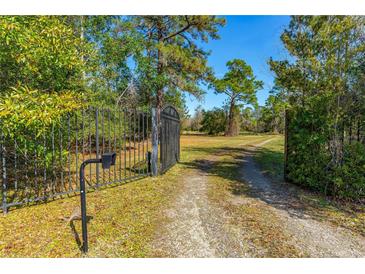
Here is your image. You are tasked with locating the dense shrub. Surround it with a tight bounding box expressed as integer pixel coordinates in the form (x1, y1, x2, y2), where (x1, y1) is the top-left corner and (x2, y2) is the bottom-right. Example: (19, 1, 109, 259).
(287, 108, 365, 201)
(332, 142, 365, 200)
(0, 86, 82, 138)
(0, 86, 83, 168)
(270, 16, 365, 201)
(0, 16, 91, 92)
(200, 108, 227, 135)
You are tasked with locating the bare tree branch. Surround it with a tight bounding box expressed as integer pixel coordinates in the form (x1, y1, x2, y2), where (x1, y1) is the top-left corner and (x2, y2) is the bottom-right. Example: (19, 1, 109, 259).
(178, 33, 193, 47)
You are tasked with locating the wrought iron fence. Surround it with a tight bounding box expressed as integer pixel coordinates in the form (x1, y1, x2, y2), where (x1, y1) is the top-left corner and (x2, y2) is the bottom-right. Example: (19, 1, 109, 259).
(1, 107, 152, 212)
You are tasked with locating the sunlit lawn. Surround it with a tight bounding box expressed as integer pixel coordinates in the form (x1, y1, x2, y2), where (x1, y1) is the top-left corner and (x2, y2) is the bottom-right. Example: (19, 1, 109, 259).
(253, 136, 285, 182)
(1, 133, 364, 257)
(0, 133, 270, 257)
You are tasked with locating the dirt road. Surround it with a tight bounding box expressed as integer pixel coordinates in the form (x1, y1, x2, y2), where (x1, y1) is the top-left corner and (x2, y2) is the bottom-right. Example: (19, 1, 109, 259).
(153, 139, 365, 257)
(153, 162, 252, 257)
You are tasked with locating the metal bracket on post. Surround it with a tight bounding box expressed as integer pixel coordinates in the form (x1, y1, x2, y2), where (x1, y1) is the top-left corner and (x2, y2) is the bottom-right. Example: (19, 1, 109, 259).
(151, 108, 158, 176)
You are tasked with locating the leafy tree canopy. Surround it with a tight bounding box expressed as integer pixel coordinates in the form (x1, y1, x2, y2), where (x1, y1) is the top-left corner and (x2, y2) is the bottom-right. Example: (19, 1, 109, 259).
(127, 16, 226, 110)
(0, 16, 94, 92)
(212, 59, 263, 136)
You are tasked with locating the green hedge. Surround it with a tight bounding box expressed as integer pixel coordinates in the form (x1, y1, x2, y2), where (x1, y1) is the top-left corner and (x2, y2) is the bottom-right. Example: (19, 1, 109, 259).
(287, 109, 365, 200)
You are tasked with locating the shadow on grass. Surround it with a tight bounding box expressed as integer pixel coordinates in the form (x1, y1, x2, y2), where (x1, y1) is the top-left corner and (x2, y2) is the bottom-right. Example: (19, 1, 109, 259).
(180, 145, 351, 225)
(254, 146, 284, 182)
(69, 216, 93, 251)
(181, 145, 260, 198)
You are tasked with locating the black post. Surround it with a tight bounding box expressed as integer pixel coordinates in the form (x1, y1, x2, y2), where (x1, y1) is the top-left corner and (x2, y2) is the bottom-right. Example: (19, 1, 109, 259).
(95, 109, 100, 186)
(80, 161, 88, 253)
(79, 152, 116, 253)
(79, 158, 100, 253)
(151, 108, 158, 176)
(147, 151, 152, 174)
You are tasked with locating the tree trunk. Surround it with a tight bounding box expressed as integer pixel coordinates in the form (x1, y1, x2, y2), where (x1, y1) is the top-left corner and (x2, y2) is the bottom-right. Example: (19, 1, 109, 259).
(156, 25, 164, 124)
(80, 16, 86, 82)
(357, 119, 361, 142)
(349, 117, 352, 144)
(225, 100, 236, 136)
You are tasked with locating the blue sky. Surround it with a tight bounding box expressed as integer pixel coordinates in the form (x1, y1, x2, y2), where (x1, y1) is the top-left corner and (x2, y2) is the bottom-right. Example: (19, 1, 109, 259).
(185, 15, 291, 115)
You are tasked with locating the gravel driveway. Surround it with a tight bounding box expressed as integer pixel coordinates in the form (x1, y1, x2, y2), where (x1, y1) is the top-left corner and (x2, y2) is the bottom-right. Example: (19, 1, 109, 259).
(152, 139, 365, 257)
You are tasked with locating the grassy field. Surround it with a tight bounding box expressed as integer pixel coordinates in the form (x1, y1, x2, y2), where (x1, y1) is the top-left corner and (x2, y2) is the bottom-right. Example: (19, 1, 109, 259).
(253, 137, 285, 182)
(1, 133, 364, 257)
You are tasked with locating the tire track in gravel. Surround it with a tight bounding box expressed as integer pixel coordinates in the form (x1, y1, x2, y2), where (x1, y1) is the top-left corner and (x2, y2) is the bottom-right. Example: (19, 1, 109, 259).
(152, 138, 365, 258)
(152, 159, 252, 258)
(240, 139, 365, 257)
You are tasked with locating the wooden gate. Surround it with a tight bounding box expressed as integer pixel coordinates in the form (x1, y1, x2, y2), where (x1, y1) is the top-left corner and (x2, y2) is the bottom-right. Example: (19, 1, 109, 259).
(159, 105, 180, 173)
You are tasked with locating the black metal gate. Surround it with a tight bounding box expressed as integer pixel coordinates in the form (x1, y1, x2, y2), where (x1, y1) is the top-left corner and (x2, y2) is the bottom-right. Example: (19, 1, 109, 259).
(1, 104, 182, 212)
(159, 105, 180, 173)
(1, 107, 152, 212)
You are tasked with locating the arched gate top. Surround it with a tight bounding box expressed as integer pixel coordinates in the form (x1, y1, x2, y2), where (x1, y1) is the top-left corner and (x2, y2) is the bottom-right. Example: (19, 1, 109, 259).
(161, 105, 180, 121)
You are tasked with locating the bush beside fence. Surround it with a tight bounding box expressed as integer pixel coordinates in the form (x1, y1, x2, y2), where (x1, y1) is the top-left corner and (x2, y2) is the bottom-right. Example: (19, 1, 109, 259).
(285, 109, 365, 201)
(1, 107, 152, 212)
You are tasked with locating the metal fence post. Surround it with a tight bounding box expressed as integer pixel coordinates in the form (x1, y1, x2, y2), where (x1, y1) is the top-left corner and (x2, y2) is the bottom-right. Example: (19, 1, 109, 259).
(0, 107, 155, 212)
(284, 109, 289, 181)
(95, 109, 100, 186)
(1, 131, 8, 214)
(146, 151, 152, 174)
(151, 108, 158, 176)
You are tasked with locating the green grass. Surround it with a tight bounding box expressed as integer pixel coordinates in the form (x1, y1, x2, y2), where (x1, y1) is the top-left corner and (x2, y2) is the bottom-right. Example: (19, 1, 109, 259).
(253, 136, 284, 182)
(2, 133, 363, 258)
(0, 134, 271, 258)
(0, 171, 182, 257)
(179, 134, 304, 257)
(198, 137, 305, 257)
